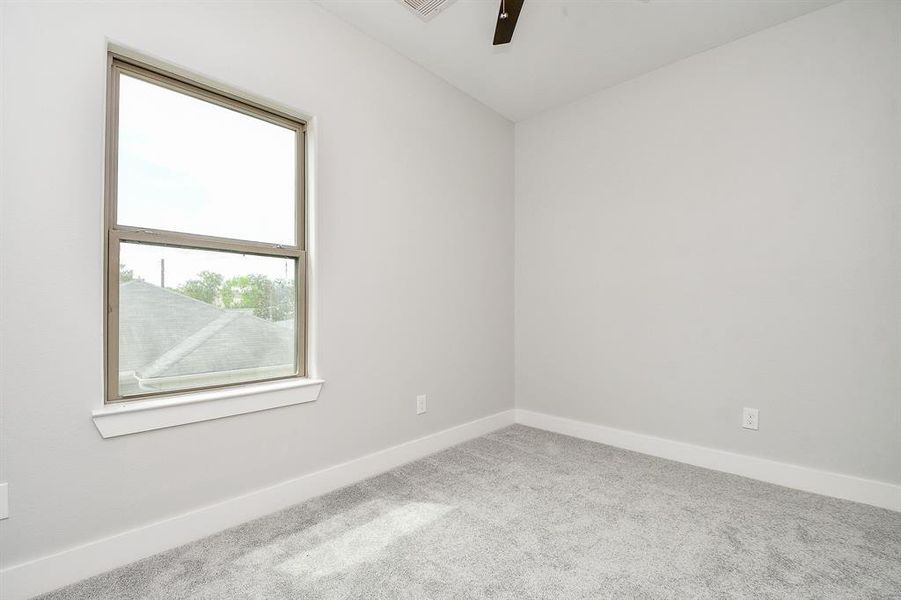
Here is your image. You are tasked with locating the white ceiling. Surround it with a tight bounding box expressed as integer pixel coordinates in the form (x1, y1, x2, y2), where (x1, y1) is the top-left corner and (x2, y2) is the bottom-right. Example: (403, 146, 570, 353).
(317, 0, 838, 121)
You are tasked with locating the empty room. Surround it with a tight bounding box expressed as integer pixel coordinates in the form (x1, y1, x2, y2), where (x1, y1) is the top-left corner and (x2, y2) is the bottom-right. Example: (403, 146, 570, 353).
(1, 0, 899, 598)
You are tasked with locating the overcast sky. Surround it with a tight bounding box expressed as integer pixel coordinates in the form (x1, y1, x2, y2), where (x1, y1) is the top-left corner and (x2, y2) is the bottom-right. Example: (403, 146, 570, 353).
(117, 72, 296, 288)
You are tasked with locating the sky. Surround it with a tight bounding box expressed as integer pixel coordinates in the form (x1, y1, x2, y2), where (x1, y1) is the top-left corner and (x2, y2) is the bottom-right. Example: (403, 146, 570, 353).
(116, 72, 297, 288)
(121, 242, 294, 289)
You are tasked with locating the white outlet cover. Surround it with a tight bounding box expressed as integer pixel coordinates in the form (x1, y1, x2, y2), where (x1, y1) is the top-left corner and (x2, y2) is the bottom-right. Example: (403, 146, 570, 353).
(416, 394, 427, 415)
(742, 407, 759, 431)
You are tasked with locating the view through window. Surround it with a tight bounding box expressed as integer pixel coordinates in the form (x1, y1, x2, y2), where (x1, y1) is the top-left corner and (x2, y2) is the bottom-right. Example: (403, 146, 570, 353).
(106, 55, 306, 401)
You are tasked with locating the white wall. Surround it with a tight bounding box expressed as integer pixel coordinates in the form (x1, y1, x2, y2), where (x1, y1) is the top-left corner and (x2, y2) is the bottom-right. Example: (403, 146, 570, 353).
(516, 0, 901, 485)
(4, 0, 899, 584)
(0, 1, 513, 568)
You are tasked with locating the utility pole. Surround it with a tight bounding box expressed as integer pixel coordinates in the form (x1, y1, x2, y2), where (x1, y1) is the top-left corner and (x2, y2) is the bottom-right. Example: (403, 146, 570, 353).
(160, 258, 166, 288)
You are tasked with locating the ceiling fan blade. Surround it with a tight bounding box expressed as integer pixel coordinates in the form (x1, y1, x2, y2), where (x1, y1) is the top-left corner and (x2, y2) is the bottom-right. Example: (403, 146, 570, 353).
(493, 0, 524, 46)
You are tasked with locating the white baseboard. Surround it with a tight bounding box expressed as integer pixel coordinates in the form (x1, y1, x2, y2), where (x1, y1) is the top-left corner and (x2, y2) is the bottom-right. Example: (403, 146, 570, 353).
(0, 409, 515, 600)
(5, 407, 896, 599)
(515, 409, 901, 513)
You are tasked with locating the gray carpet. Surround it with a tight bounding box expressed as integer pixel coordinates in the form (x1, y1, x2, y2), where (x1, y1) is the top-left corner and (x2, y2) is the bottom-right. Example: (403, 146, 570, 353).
(39, 425, 901, 599)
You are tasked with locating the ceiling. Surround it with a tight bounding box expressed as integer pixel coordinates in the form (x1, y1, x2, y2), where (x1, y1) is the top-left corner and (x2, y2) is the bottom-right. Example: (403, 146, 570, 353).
(317, 0, 838, 121)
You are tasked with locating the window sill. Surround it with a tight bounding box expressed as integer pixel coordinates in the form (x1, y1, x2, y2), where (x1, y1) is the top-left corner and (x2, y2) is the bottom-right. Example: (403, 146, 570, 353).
(92, 378, 324, 438)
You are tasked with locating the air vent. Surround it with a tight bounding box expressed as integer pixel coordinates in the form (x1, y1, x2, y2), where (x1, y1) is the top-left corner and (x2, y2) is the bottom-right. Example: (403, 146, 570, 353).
(397, 0, 459, 22)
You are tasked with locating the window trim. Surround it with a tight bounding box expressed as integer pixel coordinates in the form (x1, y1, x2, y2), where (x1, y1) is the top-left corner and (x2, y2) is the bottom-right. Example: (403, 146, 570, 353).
(104, 53, 307, 404)
(92, 377, 325, 438)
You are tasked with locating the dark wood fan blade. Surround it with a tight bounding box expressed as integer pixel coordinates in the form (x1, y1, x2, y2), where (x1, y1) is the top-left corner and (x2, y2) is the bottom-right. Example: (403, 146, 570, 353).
(493, 0, 524, 46)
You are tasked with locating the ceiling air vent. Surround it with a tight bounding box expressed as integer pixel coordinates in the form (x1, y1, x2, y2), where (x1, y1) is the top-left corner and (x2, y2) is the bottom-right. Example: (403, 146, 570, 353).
(397, 0, 459, 22)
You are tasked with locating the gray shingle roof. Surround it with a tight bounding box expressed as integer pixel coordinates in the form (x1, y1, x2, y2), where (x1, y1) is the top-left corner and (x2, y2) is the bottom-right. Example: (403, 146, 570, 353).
(119, 280, 294, 380)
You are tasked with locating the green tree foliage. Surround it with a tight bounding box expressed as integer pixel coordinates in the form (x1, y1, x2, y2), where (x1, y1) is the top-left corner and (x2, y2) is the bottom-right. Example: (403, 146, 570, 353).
(221, 274, 295, 321)
(176, 271, 224, 305)
(121, 262, 295, 321)
(119, 263, 141, 283)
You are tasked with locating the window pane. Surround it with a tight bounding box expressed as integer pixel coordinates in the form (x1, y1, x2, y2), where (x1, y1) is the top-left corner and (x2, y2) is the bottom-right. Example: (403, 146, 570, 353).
(118, 242, 297, 397)
(116, 72, 296, 245)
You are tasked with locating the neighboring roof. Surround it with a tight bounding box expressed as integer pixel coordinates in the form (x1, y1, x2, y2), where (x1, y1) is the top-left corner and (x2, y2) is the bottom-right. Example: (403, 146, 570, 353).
(119, 280, 293, 380)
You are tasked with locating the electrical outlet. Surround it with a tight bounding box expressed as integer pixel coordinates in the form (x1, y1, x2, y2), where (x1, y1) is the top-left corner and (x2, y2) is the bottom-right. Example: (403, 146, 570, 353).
(742, 407, 759, 431)
(416, 394, 428, 415)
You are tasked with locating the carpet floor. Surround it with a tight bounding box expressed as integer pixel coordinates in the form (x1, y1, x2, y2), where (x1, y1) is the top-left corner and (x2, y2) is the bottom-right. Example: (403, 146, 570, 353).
(39, 425, 901, 599)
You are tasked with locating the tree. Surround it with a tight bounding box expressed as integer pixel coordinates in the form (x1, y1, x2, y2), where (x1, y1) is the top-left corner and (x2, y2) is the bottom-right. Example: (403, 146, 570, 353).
(176, 271, 223, 305)
(268, 278, 296, 321)
(221, 274, 295, 321)
(119, 263, 141, 283)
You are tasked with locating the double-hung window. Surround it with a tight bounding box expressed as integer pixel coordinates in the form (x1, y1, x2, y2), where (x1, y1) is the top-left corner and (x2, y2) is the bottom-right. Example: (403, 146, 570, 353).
(105, 55, 306, 402)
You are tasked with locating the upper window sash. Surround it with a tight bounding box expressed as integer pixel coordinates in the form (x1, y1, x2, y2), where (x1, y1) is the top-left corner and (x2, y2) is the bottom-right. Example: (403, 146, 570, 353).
(107, 55, 306, 251)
